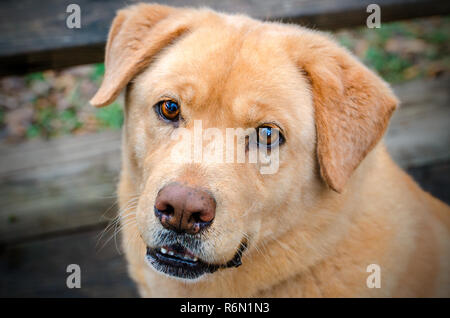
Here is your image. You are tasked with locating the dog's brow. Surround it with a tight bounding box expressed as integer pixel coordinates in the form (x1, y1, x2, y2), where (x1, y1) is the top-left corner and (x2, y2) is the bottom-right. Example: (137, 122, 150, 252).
(150, 79, 198, 106)
(233, 99, 277, 128)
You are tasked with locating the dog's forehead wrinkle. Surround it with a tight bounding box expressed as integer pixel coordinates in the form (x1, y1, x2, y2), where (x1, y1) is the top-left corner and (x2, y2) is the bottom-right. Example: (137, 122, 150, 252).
(151, 24, 252, 94)
(135, 24, 309, 133)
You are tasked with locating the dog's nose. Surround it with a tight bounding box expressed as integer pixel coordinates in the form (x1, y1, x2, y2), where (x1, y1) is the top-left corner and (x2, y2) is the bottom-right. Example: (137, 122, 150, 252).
(154, 183, 216, 234)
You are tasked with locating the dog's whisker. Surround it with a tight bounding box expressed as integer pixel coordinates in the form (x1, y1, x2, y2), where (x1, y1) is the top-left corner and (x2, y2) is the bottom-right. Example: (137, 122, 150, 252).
(116, 219, 139, 255)
(96, 196, 139, 249)
(98, 218, 138, 253)
(96, 204, 137, 245)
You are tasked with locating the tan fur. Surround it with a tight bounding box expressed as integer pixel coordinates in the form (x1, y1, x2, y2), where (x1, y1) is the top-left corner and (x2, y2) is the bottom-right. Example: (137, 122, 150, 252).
(91, 3, 450, 297)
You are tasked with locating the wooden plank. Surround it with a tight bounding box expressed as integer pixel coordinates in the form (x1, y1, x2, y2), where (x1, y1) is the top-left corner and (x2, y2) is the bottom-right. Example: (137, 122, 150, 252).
(0, 131, 121, 244)
(1, 0, 449, 76)
(385, 76, 450, 167)
(0, 228, 138, 297)
(0, 76, 448, 244)
(0, 130, 121, 180)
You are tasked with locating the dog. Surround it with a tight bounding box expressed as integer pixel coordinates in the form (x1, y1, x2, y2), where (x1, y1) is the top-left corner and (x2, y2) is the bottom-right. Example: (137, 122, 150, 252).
(90, 3, 450, 297)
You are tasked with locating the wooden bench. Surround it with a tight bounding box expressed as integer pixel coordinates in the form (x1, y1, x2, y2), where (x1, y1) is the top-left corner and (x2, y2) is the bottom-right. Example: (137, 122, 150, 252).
(0, 0, 449, 297)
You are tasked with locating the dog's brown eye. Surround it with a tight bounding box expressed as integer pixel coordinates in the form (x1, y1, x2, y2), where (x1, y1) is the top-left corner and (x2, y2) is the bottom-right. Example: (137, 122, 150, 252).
(257, 123, 284, 148)
(157, 100, 180, 122)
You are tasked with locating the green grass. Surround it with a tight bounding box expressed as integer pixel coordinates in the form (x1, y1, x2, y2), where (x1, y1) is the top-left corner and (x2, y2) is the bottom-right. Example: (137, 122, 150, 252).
(91, 63, 105, 82)
(26, 106, 82, 139)
(369, 22, 415, 45)
(22, 74, 124, 139)
(91, 63, 125, 130)
(364, 47, 413, 83)
(25, 72, 45, 83)
(95, 102, 124, 129)
(336, 16, 450, 83)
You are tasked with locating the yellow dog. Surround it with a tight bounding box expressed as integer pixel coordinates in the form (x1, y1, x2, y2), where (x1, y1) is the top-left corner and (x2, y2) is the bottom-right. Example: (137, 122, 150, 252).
(91, 4, 450, 297)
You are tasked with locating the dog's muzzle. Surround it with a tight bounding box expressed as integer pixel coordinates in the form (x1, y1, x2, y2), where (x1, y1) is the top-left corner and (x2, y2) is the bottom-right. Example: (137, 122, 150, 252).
(145, 239, 247, 280)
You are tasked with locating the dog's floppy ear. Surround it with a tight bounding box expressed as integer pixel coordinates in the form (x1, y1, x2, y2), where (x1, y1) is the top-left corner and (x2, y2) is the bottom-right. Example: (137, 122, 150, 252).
(288, 31, 398, 193)
(90, 4, 190, 107)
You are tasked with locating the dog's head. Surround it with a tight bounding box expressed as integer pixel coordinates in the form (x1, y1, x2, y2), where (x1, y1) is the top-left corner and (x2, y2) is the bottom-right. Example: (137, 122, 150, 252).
(91, 4, 397, 281)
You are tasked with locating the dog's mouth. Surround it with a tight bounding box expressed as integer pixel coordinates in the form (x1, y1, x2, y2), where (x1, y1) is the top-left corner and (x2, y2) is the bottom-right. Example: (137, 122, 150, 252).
(145, 242, 246, 280)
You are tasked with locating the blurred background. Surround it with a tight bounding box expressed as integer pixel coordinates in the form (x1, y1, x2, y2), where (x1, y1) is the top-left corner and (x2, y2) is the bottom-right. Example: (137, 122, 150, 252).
(0, 0, 449, 297)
